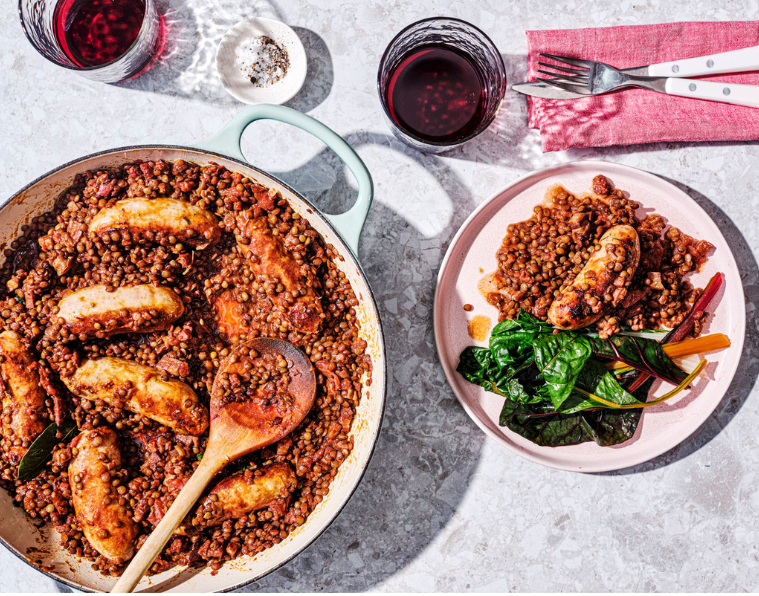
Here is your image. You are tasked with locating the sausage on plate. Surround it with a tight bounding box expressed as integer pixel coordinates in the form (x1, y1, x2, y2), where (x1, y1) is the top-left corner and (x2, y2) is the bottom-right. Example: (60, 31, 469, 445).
(0, 331, 48, 464)
(547, 224, 640, 330)
(52, 284, 184, 340)
(88, 198, 221, 249)
(69, 427, 138, 564)
(63, 358, 209, 436)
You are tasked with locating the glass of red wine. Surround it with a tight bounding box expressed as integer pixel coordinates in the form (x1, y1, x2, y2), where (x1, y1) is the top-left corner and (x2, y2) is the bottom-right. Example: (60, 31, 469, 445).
(378, 17, 506, 152)
(19, 0, 164, 83)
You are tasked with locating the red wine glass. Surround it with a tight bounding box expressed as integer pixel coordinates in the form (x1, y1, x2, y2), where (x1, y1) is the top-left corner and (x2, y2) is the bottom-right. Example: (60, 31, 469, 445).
(378, 17, 506, 153)
(18, 0, 164, 83)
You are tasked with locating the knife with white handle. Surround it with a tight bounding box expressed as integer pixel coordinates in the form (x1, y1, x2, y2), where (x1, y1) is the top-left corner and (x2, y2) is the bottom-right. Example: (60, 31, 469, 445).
(623, 45, 759, 78)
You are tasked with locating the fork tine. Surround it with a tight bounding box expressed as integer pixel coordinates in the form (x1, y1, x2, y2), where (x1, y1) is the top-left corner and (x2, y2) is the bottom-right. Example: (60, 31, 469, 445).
(537, 78, 592, 96)
(539, 52, 591, 69)
(537, 61, 589, 77)
(536, 70, 588, 86)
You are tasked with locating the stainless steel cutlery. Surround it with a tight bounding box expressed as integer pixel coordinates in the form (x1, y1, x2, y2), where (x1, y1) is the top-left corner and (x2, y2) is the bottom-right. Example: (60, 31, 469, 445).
(514, 45, 759, 107)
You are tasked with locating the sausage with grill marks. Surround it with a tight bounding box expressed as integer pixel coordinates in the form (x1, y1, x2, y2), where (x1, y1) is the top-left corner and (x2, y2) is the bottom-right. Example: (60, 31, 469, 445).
(50, 284, 184, 340)
(547, 224, 640, 330)
(0, 331, 48, 464)
(88, 198, 221, 249)
(63, 358, 209, 436)
(190, 463, 296, 528)
(69, 427, 138, 564)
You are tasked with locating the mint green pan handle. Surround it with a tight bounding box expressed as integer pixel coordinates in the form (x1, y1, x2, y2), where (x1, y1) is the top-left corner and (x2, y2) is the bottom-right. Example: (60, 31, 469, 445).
(194, 104, 373, 257)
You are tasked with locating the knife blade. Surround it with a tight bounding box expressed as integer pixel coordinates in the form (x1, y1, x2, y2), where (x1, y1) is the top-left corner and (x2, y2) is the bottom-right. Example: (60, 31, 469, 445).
(511, 81, 586, 99)
(512, 66, 648, 100)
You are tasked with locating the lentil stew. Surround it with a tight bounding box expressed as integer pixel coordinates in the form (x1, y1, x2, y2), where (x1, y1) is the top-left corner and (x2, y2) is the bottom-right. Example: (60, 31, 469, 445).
(483, 175, 714, 338)
(0, 157, 373, 578)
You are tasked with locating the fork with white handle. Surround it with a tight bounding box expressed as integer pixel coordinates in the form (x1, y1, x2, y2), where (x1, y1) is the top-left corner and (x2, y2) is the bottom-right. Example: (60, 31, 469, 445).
(537, 45, 759, 108)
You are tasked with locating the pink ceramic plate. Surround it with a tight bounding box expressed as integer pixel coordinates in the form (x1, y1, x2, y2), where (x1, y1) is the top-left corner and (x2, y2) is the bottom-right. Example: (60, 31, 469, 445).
(434, 160, 745, 472)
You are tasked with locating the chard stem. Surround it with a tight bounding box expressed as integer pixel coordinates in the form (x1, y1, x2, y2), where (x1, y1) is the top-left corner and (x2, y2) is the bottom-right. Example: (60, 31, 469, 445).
(578, 360, 707, 409)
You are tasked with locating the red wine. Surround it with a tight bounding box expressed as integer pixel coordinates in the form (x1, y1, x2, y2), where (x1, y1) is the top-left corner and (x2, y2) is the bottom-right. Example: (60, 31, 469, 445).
(386, 45, 486, 143)
(54, 0, 146, 67)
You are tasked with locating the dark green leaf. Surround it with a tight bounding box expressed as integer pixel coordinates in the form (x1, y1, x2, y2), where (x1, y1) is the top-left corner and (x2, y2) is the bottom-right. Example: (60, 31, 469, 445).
(492, 310, 552, 336)
(500, 400, 601, 447)
(500, 378, 530, 402)
(533, 333, 592, 409)
(457, 347, 516, 396)
(16, 420, 79, 482)
(560, 359, 642, 414)
(500, 400, 642, 447)
(581, 377, 654, 446)
(499, 397, 558, 424)
(498, 367, 654, 447)
(489, 310, 553, 367)
(509, 361, 548, 403)
(458, 309, 657, 448)
(490, 318, 522, 336)
(587, 335, 687, 385)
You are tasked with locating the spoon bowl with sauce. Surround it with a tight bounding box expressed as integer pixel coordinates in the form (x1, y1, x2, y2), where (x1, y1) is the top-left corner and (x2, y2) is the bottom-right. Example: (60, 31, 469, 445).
(111, 338, 316, 593)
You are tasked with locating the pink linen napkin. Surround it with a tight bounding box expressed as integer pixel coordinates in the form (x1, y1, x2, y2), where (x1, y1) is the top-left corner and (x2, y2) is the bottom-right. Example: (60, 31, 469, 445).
(526, 22, 759, 152)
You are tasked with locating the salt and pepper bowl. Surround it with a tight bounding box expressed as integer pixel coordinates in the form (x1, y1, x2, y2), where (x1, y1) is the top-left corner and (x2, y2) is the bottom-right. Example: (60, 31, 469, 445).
(216, 17, 308, 105)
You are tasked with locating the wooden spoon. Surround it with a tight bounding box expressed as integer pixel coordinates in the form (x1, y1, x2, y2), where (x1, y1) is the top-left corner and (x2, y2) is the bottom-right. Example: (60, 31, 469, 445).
(111, 338, 316, 593)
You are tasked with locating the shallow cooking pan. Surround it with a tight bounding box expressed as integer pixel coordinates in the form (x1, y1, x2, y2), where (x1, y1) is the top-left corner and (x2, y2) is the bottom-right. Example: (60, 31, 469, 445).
(0, 104, 386, 592)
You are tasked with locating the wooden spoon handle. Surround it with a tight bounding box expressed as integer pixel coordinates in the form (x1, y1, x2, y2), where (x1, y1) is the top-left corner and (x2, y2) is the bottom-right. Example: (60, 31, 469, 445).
(111, 456, 223, 593)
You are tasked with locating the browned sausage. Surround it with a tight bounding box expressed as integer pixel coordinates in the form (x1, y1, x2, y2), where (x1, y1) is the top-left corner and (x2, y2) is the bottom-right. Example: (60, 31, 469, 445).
(0, 331, 48, 464)
(236, 215, 323, 334)
(88, 198, 221, 249)
(51, 284, 184, 340)
(69, 428, 138, 564)
(548, 224, 640, 330)
(63, 358, 209, 436)
(190, 463, 296, 528)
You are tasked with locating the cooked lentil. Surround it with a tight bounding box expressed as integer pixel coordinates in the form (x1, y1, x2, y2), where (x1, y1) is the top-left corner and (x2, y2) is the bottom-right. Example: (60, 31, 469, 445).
(215, 347, 292, 407)
(0, 159, 371, 576)
(485, 175, 714, 338)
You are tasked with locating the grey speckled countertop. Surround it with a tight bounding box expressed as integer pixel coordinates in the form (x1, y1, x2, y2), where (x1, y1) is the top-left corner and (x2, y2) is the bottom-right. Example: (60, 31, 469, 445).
(2, 0, 759, 592)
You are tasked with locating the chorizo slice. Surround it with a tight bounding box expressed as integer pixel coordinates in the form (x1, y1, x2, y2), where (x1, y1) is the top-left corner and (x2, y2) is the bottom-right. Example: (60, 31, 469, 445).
(236, 216, 323, 334)
(214, 290, 248, 339)
(88, 198, 220, 249)
(69, 427, 138, 564)
(52, 284, 184, 340)
(0, 331, 48, 464)
(548, 224, 641, 330)
(63, 358, 209, 436)
(191, 463, 296, 528)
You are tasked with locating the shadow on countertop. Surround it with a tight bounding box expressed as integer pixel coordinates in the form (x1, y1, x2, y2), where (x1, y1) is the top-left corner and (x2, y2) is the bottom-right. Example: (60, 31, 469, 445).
(235, 130, 487, 591)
